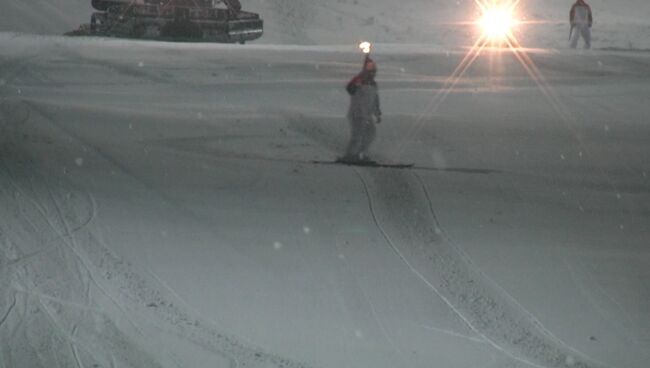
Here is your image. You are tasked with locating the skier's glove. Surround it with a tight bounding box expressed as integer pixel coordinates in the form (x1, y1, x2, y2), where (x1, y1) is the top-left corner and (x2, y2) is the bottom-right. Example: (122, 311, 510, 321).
(375, 115, 382, 124)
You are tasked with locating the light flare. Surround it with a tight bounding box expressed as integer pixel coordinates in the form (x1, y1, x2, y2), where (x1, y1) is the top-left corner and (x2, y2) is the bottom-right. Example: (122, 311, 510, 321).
(480, 6, 514, 41)
(393, 0, 574, 160)
(394, 0, 620, 200)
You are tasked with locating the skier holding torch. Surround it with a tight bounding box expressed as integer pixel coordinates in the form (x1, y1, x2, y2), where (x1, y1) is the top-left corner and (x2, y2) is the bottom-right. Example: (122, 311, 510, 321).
(340, 41, 382, 163)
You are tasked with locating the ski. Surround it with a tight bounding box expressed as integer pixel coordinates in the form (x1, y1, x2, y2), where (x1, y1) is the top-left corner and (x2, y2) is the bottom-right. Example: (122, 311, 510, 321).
(312, 160, 414, 169)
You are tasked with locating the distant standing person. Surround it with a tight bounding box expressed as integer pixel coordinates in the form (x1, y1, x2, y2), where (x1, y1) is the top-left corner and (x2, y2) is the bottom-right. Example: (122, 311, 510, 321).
(570, 0, 593, 49)
(341, 58, 382, 163)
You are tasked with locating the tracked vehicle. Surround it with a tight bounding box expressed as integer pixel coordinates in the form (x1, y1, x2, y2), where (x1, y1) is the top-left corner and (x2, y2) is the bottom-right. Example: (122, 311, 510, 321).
(68, 0, 263, 43)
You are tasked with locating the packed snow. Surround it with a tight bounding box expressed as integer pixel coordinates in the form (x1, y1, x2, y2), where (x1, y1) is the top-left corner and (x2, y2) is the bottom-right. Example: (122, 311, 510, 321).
(3, 0, 650, 49)
(1, 1, 649, 368)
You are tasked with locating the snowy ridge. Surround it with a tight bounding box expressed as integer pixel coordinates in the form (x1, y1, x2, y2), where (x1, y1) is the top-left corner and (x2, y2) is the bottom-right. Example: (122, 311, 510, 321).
(1, 0, 650, 49)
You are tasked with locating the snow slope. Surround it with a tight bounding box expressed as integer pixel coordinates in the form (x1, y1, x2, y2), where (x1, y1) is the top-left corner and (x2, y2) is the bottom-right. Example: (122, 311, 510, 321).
(0, 0, 91, 35)
(1, 33, 649, 368)
(255, 0, 650, 49)
(2, 0, 650, 49)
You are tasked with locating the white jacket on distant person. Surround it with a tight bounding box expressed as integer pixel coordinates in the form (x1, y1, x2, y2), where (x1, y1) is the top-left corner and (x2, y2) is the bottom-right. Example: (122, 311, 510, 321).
(570, 0, 593, 49)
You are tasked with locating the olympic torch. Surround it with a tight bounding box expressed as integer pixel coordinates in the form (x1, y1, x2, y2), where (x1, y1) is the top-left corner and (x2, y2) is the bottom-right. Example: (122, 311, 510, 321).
(359, 41, 372, 69)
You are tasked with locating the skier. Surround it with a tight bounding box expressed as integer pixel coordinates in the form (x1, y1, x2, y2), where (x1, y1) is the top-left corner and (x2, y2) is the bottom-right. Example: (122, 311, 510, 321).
(341, 58, 382, 163)
(570, 0, 593, 49)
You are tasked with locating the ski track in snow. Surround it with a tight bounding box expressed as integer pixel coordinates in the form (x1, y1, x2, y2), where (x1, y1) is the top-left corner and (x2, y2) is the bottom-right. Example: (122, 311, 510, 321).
(413, 172, 609, 368)
(415, 322, 488, 345)
(353, 167, 543, 368)
(1, 132, 158, 366)
(44, 181, 148, 336)
(285, 104, 636, 367)
(288, 110, 606, 368)
(332, 235, 407, 359)
(1, 95, 315, 368)
(0, 293, 17, 330)
(343, 164, 605, 368)
(1, 130, 135, 332)
(352, 166, 493, 354)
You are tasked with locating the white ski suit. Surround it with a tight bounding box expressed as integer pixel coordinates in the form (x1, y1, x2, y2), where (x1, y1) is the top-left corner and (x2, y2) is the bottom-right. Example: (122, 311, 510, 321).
(345, 75, 381, 160)
(570, 1, 593, 49)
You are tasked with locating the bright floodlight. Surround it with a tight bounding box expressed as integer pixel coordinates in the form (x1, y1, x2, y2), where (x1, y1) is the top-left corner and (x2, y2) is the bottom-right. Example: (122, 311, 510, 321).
(359, 41, 371, 54)
(480, 6, 514, 41)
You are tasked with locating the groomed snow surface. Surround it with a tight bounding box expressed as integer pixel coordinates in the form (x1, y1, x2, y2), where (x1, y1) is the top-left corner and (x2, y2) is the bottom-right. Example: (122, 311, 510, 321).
(1, 2, 649, 368)
(1, 33, 649, 368)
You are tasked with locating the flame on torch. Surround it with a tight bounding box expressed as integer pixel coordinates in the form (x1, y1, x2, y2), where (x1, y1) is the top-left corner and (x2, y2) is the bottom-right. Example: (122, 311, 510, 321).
(359, 41, 371, 54)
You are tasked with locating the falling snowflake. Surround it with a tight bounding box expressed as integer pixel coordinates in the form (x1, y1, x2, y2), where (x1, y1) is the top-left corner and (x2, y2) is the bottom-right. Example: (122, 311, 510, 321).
(75, 158, 84, 166)
(273, 241, 283, 250)
(303, 226, 311, 234)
